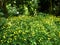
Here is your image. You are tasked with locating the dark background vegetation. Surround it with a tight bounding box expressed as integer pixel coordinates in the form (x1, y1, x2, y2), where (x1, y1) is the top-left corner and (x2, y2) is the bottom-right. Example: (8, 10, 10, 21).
(0, 0, 60, 17)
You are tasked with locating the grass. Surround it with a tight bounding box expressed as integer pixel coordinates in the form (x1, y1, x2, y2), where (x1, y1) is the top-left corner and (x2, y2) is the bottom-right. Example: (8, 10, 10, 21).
(0, 14, 60, 45)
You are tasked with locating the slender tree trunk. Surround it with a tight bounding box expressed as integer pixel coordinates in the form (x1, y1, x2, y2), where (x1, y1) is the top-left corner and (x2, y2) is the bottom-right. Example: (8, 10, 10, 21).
(0, 0, 8, 18)
(2, 1, 8, 18)
(49, 0, 53, 14)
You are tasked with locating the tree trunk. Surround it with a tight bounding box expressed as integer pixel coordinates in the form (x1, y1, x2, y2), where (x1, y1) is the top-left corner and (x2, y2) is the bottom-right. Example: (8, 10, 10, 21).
(49, 0, 53, 14)
(2, 1, 8, 18)
(0, 0, 8, 18)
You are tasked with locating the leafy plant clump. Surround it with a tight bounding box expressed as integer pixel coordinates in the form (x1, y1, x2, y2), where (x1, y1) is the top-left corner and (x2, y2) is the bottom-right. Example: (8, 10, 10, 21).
(0, 14, 60, 45)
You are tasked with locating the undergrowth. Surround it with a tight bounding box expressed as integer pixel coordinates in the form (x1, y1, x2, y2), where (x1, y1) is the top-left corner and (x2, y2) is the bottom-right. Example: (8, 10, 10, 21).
(0, 14, 60, 45)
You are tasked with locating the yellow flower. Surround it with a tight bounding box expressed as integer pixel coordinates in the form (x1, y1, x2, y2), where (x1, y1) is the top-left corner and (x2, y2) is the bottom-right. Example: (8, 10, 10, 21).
(24, 38, 26, 41)
(32, 31, 35, 36)
(9, 38, 12, 41)
(14, 36, 17, 40)
(14, 32, 16, 34)
(10, 34, 13, 36)
(22, 32, 25, 34)
(4, 33, 7, 36)
(1, 40, 3, 42)
(8, 22, 12, 26)
(14, 31, 18, 34)
(7, 41, 9, 43)
(18, 30, 22, 33)
(48, 38, 51, 40)
(3, 36, 6, 39)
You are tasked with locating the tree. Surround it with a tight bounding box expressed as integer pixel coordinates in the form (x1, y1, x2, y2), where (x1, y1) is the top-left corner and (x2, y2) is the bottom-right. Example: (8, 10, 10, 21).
(0, 0, 8, 18)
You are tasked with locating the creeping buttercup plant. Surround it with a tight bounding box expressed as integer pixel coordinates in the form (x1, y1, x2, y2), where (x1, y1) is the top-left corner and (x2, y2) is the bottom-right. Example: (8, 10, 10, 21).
(0, 14, 60, 45)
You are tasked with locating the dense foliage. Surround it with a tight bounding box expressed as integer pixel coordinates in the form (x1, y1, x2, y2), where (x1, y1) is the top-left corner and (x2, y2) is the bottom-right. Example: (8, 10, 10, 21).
(0, 13, 60, 45)
(0, 0, 60, 17)
(0, 0, 60, 45)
